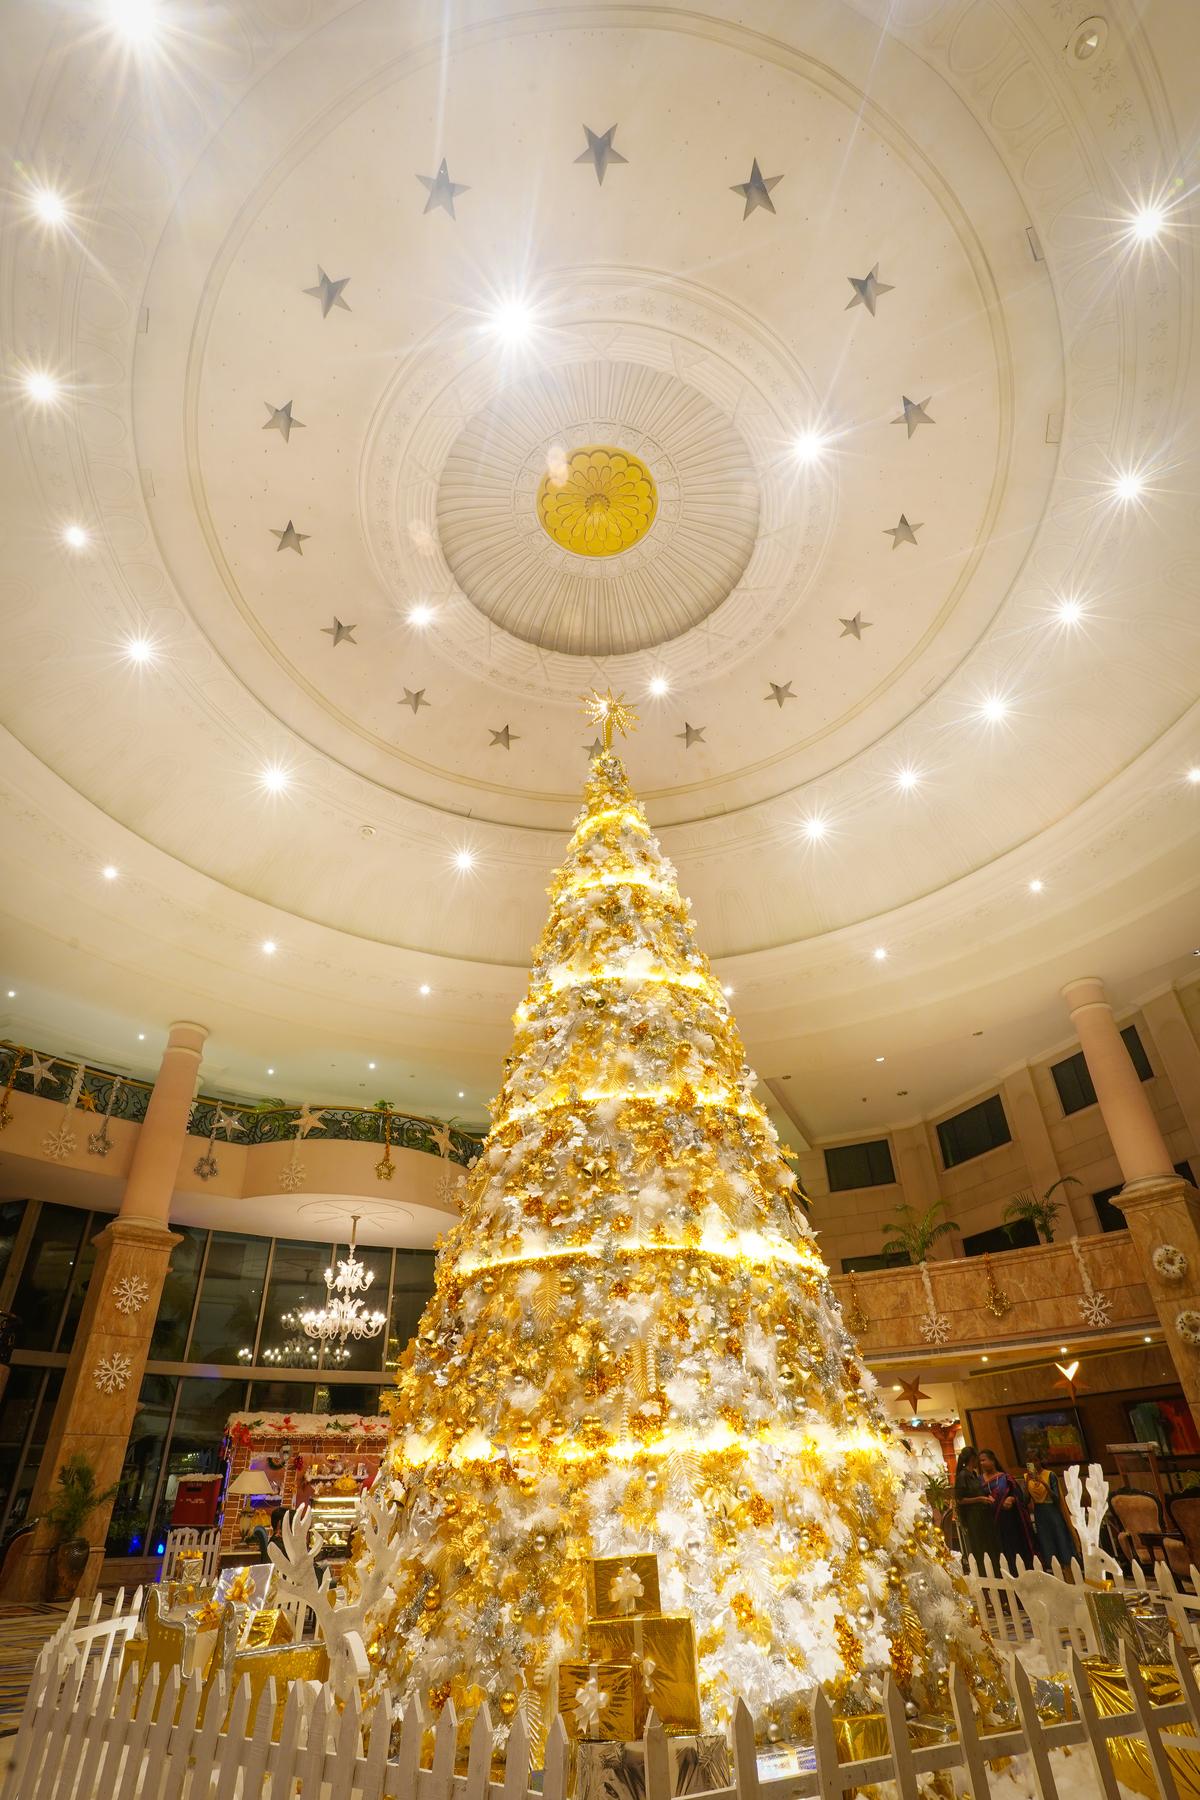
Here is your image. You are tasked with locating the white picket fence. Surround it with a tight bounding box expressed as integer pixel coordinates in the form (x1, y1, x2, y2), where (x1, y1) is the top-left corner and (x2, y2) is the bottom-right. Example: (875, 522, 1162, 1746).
(964, 1549, 1200, 1669)
(161, 1526, 221, 1585)
(10, 1599, 1200, 1800)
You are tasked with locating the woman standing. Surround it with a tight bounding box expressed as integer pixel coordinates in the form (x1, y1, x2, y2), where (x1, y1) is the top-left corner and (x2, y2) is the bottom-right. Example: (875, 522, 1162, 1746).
(1024, 1462, 1080, 1568)
(954, 1445, 1001, 1570)
(978, 1447, 1037, 1569)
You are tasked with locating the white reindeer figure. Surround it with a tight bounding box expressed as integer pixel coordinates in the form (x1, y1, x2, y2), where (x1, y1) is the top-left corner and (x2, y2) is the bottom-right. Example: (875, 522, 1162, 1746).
(267, 1493, 401, 1703)
(1064, 1461, 1121, 1583)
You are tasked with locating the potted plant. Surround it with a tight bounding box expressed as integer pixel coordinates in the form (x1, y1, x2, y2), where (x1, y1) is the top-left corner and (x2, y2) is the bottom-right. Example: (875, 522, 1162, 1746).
(880, 1200, 959, 1264)
(41, 1453, 119, 1600)
(1002, 1175, 1082, 1245)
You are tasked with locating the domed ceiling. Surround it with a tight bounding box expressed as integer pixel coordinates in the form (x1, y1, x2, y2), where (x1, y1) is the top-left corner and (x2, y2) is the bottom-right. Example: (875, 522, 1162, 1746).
(1, 0, 1198, 1141)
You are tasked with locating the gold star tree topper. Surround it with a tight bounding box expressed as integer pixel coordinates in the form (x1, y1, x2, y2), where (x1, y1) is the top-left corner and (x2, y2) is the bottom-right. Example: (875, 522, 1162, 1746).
(582, 688, 638, 749)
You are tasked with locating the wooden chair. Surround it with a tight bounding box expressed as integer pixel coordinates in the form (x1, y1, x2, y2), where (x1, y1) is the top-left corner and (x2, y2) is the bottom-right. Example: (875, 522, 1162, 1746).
(1108, 1486, 1186, 1572)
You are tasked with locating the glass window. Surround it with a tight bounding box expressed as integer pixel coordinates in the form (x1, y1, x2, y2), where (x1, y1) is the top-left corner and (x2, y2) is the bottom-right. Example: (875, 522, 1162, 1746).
(320, 1243, 391, 1371)
(2, 1369, 63, 1535)
(246, 1379, 318, 1413)
(258, 1240, 329, 1373)
(840, 1251, 909, 1273)
(0, 1200, 26, 1294)
(963, 1219, 1037, 1256)
(0, 1366, 46, 1535)
(824, 1139, 895, 1192)
(11, 1204, 89, 1351)
(56, 1214, 99, 1351)
(189, 1232, 269, 1365)
(151, 1374, 246, 1550)
(315, 1381, 385, 1417)
(151, 1226, 207, 1361)
(1051, 1027, 1153, 1117)
(107, 1375, 177, 1555)
(1122, 1024, 1154, 1081)
(936, 1095, 1011, 1169)
(386, 1250, 436, 1370)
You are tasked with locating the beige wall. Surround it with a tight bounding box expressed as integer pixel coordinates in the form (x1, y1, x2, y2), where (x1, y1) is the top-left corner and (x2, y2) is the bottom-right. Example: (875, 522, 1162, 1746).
(808, 976, 1200, 1273)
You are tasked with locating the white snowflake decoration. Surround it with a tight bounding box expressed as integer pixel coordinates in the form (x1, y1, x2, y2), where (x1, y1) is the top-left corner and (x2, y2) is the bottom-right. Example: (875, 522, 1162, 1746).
(112, 1275, 150, 1316)
(1079, 1291, 1112, 1328)
(920, 1311, 951, 1346)
(279, 1156, 306, 1193)
(93, 1352, 132, 1395)
(42, 1122, 76, 1161)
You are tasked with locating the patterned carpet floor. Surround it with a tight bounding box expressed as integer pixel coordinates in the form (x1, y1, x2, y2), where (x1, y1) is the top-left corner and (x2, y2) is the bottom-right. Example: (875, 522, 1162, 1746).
(0, 1602, 72, 1735)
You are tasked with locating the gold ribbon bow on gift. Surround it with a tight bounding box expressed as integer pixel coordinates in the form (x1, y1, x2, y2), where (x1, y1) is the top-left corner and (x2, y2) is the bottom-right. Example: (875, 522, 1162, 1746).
(609, 1565, 645, 1615)
(640, 1657, 658, 1696)
(192, 1600, 223, 1632)
(576, 1674, 611, 1736)
(226, 1569, 257, 1606)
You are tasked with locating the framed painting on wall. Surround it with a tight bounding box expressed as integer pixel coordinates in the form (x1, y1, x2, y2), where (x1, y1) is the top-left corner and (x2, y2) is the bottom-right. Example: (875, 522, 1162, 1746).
(1008, 1407, 1086, 1469)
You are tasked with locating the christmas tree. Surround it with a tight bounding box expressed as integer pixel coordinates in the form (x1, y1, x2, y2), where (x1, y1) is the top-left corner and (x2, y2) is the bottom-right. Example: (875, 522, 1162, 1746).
(371, 692, 997, 1740)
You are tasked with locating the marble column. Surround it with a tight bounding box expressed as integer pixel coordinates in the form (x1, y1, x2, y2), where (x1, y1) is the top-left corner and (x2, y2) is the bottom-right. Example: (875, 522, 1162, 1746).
(1140, 986, 1200, 1156)
(1062, 977, 1200, 1437)
(3, 1023, 207, 1602)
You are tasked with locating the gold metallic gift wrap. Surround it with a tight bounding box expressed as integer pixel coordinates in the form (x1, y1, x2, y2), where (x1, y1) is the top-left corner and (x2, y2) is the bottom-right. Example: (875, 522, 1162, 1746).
(576, 1732, 730, 1800)
(587, 1615, 700, 1736)
(1075, 1659, 1200, 1800)
(243, 1606, 293, 1649)
(229, 1641, 329, 1740)
(1084, 1588, 1142, 1664)
(587, 1554, 662, 1619)
(557, 1659, 648, 1743)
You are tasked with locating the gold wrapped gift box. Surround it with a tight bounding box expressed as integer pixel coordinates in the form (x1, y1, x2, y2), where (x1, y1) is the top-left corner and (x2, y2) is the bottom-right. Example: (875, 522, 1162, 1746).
(577, 1733, 730, 1800)
(557, 1659, 649, 1744)
(1049, 1658, 1200, 1800)
(587, 1615, 701, 1737)
(587, 1554, 662, 1620)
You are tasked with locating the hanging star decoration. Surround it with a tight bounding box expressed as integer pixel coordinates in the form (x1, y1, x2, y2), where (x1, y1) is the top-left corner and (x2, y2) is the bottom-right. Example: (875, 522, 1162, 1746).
(1054, 1358, 1083, 1399)
(677, 722, 706, 748)
(765, 680, 796, 707)
(21, 1050, 58, 1090)
(582, 688, 637, 750)
(430, 1121, 453, 1159)
(263, 401, 304, 443)
(576, 124, 627, 185)
(212, 1107, 246, 1139)
(584, 737, 605, 758)
(400, 688, 430, 713)
(304, 267, 351, 316)
(489, 725, 518, 749)
(839, 613, 871, 639)
(895, 1376, 930, 1413)
(417, 159, 468, 218)
(845, 265, 894, 316)
(884, 514, 922, 548)
(294, 1103, 326, 1139)
(323, 618, 358, 646)
(271, 521, 309, 554)
(730, 158, 782, 219)
(893, 396, 935, 437)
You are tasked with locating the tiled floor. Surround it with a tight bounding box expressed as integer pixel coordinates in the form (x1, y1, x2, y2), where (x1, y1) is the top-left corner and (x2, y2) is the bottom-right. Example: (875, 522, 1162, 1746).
(0, 1601, 72, 1735)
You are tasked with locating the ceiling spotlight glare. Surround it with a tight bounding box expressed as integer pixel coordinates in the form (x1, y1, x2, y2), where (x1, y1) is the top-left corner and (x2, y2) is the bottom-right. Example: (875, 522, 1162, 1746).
(368, 1061, 376, 1070)
(458, 1090, 465, 1099)
(453, 848, 476, 872)
(23, 370, 60, 406)
(895, 767, 920, 792)
(1186, 767, 1200, 785)
(649, 676, 670, 697)
(1054, 595, 1085, 626)
(122, 635, 156, 664)
(137, 1031, 145, 1039)
(30, 188, 68, 227)
(487, 297, 535, 344)
(1128, 203, 1166, 244)
(874, 1055, 885, 1063)
(408, 603, 434, 627)
(723, 983, 734, 997)
(1112, 469, 1145, 503)
(261, 939, 277, 956)
(791, 429, 827, 466)
(800, 814, 828, 843)
(419, 982, 432, 996)
(63, 524, 90, 550)
(259, 765, 290, 794)
(105, 0, 159, 44)
(102, 864, 118, 880)
(872, 946, 888, 962)
(1028, 878, 1044, 894)
(6, 991, 15, 999)
(979, 694, 1009, 724)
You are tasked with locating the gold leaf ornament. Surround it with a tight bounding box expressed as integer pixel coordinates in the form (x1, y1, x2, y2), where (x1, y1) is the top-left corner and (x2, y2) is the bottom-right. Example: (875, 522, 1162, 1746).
(538, 446, 657, 558)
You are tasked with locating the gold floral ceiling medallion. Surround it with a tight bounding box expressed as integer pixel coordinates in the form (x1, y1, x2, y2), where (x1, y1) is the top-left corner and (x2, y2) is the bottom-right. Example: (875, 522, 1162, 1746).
(537, 445, 657, 558)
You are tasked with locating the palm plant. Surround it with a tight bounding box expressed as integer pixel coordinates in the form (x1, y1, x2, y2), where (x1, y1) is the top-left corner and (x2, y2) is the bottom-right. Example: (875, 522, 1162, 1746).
(1003, 1175, 1081, 1245)
(880, 1200, 959, 1264)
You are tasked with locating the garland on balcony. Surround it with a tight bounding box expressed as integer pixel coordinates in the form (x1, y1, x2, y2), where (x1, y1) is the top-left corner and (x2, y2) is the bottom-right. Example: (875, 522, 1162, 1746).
(1070, 1234, 1112, 1328)
(842, 1272, 869, 1336)
(918, 1261, 950, 1345)
(981, 1253, 1011, 1320)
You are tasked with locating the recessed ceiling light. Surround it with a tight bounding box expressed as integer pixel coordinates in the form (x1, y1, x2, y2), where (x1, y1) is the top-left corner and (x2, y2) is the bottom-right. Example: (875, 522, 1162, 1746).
(1028, 878, 1044, 894)
(408, 603, 435, 627)
(104, 0, 159, 44)
(1144, 1334, 1152, 1343)
(1070, 19, 1104, 60)
(723, 984, 734, 996)
(1112, 469, 1145, 503)
(1059, 1345, 1069, 1355)
(30, 188, 68, 227)
(1186, 768, 1200, 785)
(872, 946, 888, 962)
(123, 636, 156, 664)
(137, 1031, 145, 1040)
(891, 1383, 902, 1392)
(1128, 203, 1166, 243)
(23, 370, 61, 406)
(6, 990, 16, 999)
(981, 1355, 989, 1362)
(978, 694, 1009, 723)
(1054, 596, 1084, 626)
(800, 815, 828, 843)
(875, 1056, 885, 1063)
(453, 848, 475, 872)
(487, 297, 536, 343)
(261, 940, 277, 956)
(791, 429, 828, 465)
(63, 524, 90, 550)
(102, 864, 118, 880)
(458, 1090, 465, 1099)
(649, 676, 669, 697)
(894, 767, 920, 792)
(368, 1061, 376, 1070)
(259, 765, 290, 794)
(267, 1066, 275, 1076)
(419, 982, 431, 996)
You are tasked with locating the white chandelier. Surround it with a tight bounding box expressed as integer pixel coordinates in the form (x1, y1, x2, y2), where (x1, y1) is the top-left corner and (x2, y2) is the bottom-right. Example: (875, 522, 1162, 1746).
(300, 1216, 386, 1351)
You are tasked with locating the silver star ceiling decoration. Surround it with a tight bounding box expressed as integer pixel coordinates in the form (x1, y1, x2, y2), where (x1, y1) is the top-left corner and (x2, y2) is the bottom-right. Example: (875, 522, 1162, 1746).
(272, 521, 309, 554)
(323, 618, 358, 646)
(263, 401, 304, 443)
(677, 722, 707, 748)
(765, 681, 796, 707)
(212, 1107, 246, 1139)
(839, 612, 872, 639)
(585, 737, 605, 757)
(893, 395, 935, 437)
(489, 725, 517, 749)
(21, 1050, 58, 1089)
(884, 514, 922, 548)
(418, 159, 469, 218)
(401, 687, 430, 713)
(730, 158, 783, 219)
(294, 1103, 326, 1138)
(576, 124, 627, 184)
(845, 264, 894, 316)
(304, 267, 351, 316)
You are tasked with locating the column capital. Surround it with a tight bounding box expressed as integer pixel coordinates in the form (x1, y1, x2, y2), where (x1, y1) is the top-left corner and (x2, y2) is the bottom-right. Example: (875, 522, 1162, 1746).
(165, 1021, 209, 1056)
(1062, 975, 1109, 1012)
